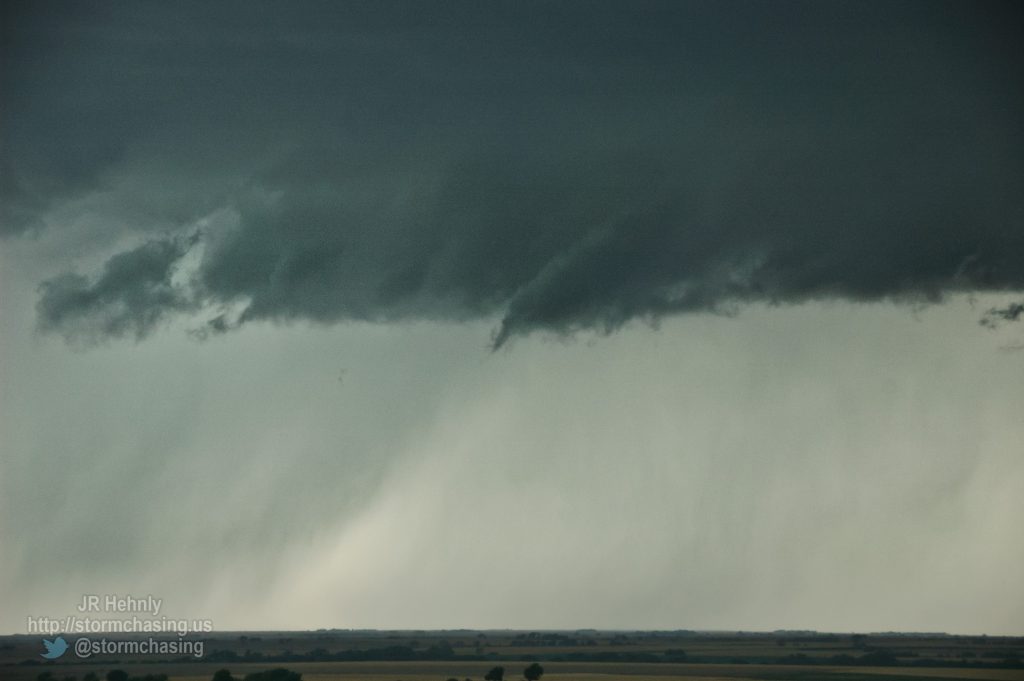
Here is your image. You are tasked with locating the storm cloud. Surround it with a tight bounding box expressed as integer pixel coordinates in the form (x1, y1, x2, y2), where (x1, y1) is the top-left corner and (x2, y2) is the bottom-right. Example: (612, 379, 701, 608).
(3, 1, 1024, 638)
(35, 233, 198, 343)
(5, 1, 1023, 347)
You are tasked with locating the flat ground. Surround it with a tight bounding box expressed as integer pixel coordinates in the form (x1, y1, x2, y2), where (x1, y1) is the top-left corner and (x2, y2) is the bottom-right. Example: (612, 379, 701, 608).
(3, 630, 1021, 681)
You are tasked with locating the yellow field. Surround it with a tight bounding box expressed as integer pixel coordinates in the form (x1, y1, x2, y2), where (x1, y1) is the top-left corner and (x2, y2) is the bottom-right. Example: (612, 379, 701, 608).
(7, 663, 1021, 681)
(851, 670, 1024, 681)
(173, 668, 1024, 681)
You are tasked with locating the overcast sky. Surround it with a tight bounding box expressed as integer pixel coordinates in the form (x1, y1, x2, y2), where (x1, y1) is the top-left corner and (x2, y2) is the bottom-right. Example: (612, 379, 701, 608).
(1, 1, 1023, 635)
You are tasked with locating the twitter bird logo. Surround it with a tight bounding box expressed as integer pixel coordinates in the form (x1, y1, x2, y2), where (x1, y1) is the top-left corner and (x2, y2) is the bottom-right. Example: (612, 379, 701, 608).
(40, 636, 68, 659)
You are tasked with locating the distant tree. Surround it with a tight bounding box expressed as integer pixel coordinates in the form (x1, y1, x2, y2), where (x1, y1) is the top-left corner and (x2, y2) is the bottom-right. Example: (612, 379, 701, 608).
(857, 651, 897, 666)
(213, 671, 236, 681)
(523, 663, 543, 681)
(242, 670, 302, 681)
(484, 666, 504, 681)
(106, 671, 129, 681)
(426, 641, 454, 659)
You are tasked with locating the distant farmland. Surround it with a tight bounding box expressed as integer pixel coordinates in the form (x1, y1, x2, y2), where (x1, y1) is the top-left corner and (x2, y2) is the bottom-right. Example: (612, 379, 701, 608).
(3, 630, 1021, 681)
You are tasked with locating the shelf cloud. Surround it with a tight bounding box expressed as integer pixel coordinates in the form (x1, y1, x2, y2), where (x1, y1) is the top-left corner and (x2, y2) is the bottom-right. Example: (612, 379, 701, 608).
(6, 1, 1023, 347)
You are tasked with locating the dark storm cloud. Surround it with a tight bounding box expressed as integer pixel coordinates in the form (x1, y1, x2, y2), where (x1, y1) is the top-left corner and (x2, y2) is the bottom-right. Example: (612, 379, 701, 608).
(5, 1, 1023, 346)
(981, 301, 1024, 329)
(36, 234, 198, 343)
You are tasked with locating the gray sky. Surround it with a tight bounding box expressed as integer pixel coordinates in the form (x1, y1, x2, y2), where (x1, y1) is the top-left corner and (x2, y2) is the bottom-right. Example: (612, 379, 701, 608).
(1, 0, 1023, 635)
